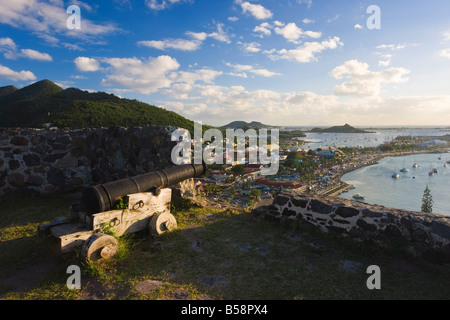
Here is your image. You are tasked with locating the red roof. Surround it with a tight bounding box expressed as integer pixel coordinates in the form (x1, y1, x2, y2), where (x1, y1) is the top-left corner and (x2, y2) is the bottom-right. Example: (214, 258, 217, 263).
(255, 179, 303, 189)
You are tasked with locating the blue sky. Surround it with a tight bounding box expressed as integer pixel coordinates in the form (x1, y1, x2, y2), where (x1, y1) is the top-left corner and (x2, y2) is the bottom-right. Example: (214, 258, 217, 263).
(1, 0, 450, 127)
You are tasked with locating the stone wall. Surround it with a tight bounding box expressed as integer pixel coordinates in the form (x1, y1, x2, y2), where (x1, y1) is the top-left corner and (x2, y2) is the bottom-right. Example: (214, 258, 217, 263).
(0, 126, 180, 196)
(253, 192, 450, 264)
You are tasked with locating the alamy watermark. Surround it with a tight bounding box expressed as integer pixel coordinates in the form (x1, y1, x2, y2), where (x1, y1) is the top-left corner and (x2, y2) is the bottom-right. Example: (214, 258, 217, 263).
(366, 265, 381, 290)
(67, 5, 81, 30)
(367, 5, 381, 30)
(171, 122, 280, 176)
(66, 265, 81, 290)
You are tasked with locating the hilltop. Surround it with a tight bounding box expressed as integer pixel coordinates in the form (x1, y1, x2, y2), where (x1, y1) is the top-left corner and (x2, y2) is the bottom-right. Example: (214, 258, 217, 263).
(0, 80, 199, 133)
(220, 121, 278, 130)
(309, 124, 373, 134)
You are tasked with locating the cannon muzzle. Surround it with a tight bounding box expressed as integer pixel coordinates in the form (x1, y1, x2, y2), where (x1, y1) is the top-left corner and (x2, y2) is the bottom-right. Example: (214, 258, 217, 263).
(81, 163, 206, 214)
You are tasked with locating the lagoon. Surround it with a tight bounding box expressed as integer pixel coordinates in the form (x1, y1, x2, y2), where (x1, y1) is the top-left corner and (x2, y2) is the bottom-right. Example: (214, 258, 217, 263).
(338, 152, 450, 216)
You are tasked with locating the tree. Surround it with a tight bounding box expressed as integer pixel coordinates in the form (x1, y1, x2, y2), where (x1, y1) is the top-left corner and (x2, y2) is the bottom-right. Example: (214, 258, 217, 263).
(421, 185, 434, 213)
(250, 188, 261, 199)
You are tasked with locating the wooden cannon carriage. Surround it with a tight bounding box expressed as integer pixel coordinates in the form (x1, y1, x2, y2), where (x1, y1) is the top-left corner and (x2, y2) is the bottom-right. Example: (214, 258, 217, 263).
(38, 163, 206, 261)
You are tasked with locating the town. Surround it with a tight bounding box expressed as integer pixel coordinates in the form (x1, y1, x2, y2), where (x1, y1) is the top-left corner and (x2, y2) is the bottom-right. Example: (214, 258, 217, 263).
(192, 132, 450, 210)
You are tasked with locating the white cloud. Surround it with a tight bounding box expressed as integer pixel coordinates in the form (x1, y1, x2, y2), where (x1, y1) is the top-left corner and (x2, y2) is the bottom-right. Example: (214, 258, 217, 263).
(0, 64, 36, 81)
(254, 21, 321, 42)
(225, 62, 281, 77)
(74, 57, 100, 72)
(440, 49, 450, 59)
(138, 23, 230, 51)
(327, 14, 340, 23)
(138, 39, 201, 51)
(302, 18, 315, 24)
(0, 0, 118, 42)
(331, 60, 410, 97)
(145, 0, 191, 10)
(20, 49, 53, 61)
(376, 44, 406, 50)
(100, 55, 180, 94)
(297, 0, 313, 8)
(235, 0, 273, 20)
(0, 38, 52, 61)
(253, 22, 272, 37)
(274, 23, 304, 42)
(354, 24, 363, 30)
(378, 59, 391, 67)
(171, 69, 223, 85)
(242, 42, 261, 53)
(228, 16, 239, 22)
(269, 36, 343, 63)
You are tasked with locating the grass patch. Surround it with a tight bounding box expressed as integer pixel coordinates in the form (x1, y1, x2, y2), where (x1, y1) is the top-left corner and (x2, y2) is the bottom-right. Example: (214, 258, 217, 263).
(1, 192, 450, 300)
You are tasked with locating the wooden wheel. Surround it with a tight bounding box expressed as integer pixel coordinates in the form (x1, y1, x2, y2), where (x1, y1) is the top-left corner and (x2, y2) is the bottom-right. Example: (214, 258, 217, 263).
(81, 234, 119, 261)
(149, 212, 177, 236)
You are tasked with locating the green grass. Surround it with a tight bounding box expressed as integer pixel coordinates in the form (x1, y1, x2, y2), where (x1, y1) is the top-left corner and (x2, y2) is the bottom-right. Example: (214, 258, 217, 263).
(1, 192, 450, 300)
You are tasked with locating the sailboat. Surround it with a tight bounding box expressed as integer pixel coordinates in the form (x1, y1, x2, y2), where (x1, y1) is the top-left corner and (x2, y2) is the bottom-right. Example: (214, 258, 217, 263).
(400, 158, 409, 172)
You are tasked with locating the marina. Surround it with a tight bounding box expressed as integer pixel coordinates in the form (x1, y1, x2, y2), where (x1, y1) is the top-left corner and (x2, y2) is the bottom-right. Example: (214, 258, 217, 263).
(338, 152, 450, 215)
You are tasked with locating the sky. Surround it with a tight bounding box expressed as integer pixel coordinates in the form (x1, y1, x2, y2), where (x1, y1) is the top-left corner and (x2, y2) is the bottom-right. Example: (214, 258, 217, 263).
(1, 0, 450, 127)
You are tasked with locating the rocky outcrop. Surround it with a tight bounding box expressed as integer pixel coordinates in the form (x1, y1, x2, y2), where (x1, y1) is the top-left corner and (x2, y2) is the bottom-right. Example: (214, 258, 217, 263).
(0, 126, 183, 196)
(253, 192, 450, 264)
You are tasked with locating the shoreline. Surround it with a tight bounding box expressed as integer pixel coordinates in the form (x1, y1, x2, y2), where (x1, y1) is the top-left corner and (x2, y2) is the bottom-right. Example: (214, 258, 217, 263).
(317, 148, 450, 198)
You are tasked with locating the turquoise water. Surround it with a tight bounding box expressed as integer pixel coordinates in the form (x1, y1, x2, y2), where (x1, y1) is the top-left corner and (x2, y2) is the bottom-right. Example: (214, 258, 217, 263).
(338, 152, 450, 216)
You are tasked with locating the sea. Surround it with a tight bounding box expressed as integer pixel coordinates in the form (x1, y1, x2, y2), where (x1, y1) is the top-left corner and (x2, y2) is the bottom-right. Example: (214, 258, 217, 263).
(292, 127, 450, 216)
(338, 152, 450, 216)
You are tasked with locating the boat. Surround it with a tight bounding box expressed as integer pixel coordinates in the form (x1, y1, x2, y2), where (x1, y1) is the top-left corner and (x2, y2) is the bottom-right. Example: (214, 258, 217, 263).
(400, 159, 409, 172)
(433, 168, 438, 173)
(429, 170, 434, 176)
(412, 163, 419, 168)
(352, 193, 365, 200)
(392, 172, 400, 179)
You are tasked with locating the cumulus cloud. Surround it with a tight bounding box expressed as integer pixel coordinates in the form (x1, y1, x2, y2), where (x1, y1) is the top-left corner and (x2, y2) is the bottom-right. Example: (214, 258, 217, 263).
(253, 22, 272, 37)
(274, 22, 321, 42)
(0, 38, 52, 61)
(100, 55, 180, 94)
(0, 64, 36, 81)
(74, 57, 100, 72)
(266, 36, 343, 63)
(241, 42, 261, 53)
(235, 0, 273, 20)
(330, 60, 410, 97)
(354, 24, 363, 30)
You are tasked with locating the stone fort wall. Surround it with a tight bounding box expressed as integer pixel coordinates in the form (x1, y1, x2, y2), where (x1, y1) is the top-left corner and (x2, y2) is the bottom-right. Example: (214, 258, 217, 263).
(0, 126, 179, 196)
(253, 192, 450, 264)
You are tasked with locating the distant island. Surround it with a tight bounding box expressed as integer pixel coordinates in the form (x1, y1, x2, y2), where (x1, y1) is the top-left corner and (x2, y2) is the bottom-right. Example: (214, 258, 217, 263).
(309, 124, 373, 134)
(0, 79, 203, 133)
(220, 121, 278, 130)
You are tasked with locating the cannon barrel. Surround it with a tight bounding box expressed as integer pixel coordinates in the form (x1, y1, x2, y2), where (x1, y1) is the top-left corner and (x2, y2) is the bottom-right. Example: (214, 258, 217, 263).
(81, 163, 206, 214)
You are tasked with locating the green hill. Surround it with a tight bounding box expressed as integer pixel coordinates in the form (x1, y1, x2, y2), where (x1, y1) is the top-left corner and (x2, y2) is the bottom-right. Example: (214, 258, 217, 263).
(0, 85, 18, 97)
(0, 80, 200, 133)
(220, 121, 277, 130)
(309, 124, 373, 134)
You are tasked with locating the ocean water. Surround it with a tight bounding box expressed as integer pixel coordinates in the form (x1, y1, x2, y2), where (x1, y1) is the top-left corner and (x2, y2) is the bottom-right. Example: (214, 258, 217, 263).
(338, 152, 450, 216)
(299, 127, 450, 150)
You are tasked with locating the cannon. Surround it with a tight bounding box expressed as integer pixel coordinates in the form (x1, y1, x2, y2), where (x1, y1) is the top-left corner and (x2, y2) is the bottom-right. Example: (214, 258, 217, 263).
(38, 163, 206, 261)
